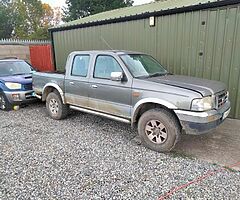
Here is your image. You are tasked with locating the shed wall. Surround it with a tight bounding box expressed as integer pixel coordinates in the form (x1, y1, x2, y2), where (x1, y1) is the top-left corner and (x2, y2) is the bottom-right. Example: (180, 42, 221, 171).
(52, 5, 240, 119)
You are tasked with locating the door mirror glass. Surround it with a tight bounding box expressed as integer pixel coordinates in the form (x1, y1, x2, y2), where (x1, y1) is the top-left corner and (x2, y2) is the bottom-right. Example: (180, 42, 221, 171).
(111, 72, 123, 81)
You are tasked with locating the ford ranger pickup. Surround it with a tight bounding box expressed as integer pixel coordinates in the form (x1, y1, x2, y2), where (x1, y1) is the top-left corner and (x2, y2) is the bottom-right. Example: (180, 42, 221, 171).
(32, 51, 231, 152)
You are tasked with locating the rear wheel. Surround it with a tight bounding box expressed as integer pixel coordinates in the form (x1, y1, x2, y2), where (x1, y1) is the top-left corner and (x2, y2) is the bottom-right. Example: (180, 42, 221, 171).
(0, 92, 12, 111)
(138, 108, 181, 152)
(46, 91, 69, 120)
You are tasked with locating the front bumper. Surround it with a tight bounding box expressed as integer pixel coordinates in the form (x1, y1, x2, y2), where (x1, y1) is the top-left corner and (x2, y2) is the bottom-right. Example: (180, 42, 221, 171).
(4, 90, 37, 105)
(174, 101, 231, 135)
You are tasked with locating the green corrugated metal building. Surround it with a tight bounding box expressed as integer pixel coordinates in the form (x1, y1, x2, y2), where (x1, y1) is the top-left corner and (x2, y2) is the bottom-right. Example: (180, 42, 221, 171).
(50, 0, 240, 119)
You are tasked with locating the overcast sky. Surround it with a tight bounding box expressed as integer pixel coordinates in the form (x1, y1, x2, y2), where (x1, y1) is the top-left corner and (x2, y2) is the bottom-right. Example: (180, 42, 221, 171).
(42, 0, 153, 8)
(134, 0, 153, 5)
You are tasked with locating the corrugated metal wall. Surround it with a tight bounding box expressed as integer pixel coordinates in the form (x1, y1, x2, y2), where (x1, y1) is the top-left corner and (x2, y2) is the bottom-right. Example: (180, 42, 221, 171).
(52, 4, 240, 119)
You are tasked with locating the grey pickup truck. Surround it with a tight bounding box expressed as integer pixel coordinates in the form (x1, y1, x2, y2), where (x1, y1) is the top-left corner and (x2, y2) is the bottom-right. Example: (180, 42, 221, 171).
(33, 50, 231, 152)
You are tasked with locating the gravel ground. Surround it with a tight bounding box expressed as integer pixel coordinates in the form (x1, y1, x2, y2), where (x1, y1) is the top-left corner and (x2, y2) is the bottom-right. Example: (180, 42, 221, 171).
(0, 103, 239, 200)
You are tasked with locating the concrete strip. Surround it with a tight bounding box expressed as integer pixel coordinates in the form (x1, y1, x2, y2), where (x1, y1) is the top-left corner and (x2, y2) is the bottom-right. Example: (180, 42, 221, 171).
(175, 118, 240, 171)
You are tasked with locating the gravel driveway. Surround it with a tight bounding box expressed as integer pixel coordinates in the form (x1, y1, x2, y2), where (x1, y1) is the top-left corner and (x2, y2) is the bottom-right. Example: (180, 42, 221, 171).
(0, 103, 239, 200)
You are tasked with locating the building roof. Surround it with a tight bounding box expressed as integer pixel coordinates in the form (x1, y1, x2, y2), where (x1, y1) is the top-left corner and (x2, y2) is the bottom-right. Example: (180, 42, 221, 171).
(50, 0, 239, 32)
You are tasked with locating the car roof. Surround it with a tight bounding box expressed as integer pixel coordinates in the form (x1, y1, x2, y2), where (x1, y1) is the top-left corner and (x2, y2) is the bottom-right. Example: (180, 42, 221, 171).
(0, 58, 25, 62)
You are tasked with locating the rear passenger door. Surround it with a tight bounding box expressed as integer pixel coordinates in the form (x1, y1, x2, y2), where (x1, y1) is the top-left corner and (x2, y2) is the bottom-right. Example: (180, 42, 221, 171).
(65, 54, 90, 108)
(88, 54, 132, 119)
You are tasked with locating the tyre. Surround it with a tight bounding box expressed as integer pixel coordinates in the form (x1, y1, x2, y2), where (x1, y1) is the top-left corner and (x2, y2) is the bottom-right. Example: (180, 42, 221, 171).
(0, 92, 12, 111)
(138, 108, 181, 152)
(46, 91, 69, 120)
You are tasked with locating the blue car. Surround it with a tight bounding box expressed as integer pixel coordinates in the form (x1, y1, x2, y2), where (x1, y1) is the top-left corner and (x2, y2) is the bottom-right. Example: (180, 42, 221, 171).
(0, 58, 37, 110)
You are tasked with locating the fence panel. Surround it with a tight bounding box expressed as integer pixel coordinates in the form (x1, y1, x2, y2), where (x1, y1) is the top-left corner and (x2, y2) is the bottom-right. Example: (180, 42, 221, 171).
(0, 38, 50, 45)
(29, 45, 54, 72)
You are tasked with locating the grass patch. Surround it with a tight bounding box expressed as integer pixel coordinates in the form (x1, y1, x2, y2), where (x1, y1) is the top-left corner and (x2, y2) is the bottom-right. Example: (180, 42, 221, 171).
(223, 166, 239, 173)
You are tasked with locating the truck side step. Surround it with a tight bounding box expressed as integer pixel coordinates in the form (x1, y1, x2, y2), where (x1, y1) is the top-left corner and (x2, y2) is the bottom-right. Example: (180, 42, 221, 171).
(70, 105, 131, 124)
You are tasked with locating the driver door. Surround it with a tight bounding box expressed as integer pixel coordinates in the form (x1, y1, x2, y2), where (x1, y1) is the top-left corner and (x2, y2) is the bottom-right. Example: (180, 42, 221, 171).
(88, 55, 132, 119)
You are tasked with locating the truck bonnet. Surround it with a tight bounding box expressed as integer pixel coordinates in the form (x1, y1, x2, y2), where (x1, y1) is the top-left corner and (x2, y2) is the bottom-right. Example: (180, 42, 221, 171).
(147, 75, 226, 96)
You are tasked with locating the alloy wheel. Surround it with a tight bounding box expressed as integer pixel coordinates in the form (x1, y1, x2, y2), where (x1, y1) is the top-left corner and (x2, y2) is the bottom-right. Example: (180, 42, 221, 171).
(0, 95, 6, 110)
(49, 99, 59, 114)
(145, 120, 168, 144)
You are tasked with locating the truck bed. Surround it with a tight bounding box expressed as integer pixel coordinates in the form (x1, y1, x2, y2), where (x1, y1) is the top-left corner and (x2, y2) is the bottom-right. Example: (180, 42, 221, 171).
(32, 72, 65, 95)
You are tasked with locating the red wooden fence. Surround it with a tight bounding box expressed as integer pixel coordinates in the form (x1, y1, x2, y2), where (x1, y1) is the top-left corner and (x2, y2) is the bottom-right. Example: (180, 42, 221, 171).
(29, 45, 54, 72)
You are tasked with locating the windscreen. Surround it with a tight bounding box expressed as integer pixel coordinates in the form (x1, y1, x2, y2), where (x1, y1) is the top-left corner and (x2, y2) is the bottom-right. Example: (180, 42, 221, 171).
(120, 54, 168, 78)
(0, 61, 33, 77)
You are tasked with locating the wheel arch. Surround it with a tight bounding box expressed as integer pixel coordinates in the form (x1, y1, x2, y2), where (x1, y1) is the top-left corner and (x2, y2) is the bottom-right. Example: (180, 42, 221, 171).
(0, 82, 5, 91)
(42, 83, 65, 103)
(131, 98, 179, 127)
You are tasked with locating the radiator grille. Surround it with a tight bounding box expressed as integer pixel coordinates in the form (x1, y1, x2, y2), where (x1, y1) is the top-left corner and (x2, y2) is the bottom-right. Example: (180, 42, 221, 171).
(23, 84, 32, 91)
(217, 91, 228, 109)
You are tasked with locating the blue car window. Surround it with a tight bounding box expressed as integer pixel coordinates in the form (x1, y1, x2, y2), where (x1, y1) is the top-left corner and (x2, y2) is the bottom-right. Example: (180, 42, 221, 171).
(0, 61, 32, 76)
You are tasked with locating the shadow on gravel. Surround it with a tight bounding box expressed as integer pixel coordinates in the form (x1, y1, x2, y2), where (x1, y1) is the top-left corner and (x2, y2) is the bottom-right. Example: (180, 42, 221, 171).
(68, 108, 240, 171)
(14, 103, 240, 171)
(175, 119, 240, 171)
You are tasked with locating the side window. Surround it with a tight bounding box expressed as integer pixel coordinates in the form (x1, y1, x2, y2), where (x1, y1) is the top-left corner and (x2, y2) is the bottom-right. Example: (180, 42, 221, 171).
(71, 55, 90, 77)
(94, 55, 122, 79)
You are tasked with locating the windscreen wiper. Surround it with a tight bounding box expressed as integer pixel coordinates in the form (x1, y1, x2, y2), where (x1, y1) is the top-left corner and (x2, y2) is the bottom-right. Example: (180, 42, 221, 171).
(148, 72, 167, 78)
(136, 72, 171, 79)
(13, 73, 29, 75)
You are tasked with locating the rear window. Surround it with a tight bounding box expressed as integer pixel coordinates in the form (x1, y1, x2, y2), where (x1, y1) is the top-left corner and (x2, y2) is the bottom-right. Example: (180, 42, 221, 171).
(71, 55, 90, 77)
(0, 61, 33, 77)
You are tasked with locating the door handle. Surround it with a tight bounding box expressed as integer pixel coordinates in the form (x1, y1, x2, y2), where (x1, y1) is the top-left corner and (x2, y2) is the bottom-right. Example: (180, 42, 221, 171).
(91, 85, 98, 89)
(69, 81, 74, 85)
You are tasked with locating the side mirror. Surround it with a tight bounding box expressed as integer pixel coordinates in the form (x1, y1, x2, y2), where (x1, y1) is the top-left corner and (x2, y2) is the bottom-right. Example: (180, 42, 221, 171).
(110, 72, 123, 81)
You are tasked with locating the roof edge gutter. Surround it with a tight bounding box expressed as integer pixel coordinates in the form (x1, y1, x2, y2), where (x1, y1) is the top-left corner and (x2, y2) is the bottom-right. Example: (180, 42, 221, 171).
(49, 0, 240, 32)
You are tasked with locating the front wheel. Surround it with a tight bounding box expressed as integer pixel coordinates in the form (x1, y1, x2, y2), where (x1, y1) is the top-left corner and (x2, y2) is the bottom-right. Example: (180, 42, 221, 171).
(0, 92, 12, 111)
(46, 92, 69, 120)
(138, 108, 181, 152)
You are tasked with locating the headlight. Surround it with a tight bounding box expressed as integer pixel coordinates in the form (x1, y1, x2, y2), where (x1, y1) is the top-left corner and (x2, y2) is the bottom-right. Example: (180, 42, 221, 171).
(191, 96, 215, 111)
(5, 82, 22, 90)
(226, 91, 229, 100)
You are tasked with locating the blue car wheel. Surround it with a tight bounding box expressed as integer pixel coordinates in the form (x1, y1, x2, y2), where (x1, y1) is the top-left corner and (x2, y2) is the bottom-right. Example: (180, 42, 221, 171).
(0, 92, 12, 111)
